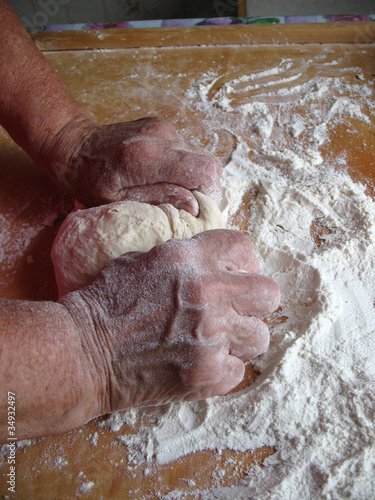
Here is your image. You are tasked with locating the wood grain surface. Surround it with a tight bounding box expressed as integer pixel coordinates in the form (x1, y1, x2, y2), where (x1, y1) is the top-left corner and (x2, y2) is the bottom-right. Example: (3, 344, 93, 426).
(0, 23, 374, 499)
(33, 22, 375, 50)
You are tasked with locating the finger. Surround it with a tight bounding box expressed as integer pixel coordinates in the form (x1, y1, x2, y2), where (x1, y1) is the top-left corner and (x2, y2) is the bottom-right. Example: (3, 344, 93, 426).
(227, 315, 270, 360)
(192, 229, 260, 273)
(189, 155, 222, 204)
(136, 117, 224, 186)
(183, 353, 245, 401)
(162, 148, 222, 203)
(180, 140, 220, 161)
(227, 274, 280, 318)
(121, 139, 222, 204)
(116, 183, 199, 216)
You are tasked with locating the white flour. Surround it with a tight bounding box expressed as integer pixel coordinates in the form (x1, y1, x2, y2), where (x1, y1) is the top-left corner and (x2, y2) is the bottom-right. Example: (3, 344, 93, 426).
(102, 58, 375, 498)
(0, 53, 374, 499)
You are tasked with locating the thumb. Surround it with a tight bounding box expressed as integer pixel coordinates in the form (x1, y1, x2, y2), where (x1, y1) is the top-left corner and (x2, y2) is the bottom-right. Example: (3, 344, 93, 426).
(117, 183, 200, 216)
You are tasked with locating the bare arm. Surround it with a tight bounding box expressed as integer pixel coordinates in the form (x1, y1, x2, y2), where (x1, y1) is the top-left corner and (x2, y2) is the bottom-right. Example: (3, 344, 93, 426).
(0, 3, 279, 443)
(0, 1, 222, 214)
(0, 299, 101, 441)
(0, 230, 280, 442)
(0, 0, 92, 184)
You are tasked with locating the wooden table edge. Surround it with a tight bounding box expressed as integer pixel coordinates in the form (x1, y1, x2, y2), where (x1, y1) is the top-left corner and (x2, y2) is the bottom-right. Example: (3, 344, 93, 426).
(32, 22, 375, 51)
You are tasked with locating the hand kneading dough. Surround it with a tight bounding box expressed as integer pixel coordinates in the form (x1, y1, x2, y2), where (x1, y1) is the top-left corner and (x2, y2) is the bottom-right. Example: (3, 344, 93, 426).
(51, 191, 224, 297)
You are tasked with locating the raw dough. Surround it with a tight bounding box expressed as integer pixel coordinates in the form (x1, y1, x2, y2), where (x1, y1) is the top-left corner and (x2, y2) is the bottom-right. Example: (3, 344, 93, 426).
(51, 191, 224, 297)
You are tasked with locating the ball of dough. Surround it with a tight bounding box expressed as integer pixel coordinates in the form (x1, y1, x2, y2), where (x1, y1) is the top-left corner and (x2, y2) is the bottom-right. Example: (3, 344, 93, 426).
(51, 191, 224, 297)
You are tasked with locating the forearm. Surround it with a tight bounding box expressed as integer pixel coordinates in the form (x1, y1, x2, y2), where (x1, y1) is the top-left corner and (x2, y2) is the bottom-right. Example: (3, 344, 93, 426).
(0, 299, 101, 442)
(0, 1, 94, 186)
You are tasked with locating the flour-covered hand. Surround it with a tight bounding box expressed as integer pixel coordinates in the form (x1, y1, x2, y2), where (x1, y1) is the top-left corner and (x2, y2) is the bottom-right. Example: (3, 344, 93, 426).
(46, 117, 222, 216)
(59, 230, 280, 413)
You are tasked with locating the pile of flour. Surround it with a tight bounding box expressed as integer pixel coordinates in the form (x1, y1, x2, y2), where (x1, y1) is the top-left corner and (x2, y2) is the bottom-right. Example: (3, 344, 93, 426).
(102, 58, 375, 498)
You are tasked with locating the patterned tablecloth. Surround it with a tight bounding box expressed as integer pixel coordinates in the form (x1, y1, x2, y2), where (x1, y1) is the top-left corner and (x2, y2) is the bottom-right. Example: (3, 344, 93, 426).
(43, 14, 375, 31)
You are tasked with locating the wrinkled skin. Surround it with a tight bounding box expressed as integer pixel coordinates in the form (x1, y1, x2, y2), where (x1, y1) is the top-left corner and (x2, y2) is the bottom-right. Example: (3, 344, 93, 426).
(49, 116, 222, 216)
(61, 230, 280, 413)
(0, 1, 280, 440)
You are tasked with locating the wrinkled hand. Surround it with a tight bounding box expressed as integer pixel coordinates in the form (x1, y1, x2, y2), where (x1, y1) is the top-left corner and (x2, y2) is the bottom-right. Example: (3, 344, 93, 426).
(48, 117, 222, 216)
(60, 230, 280, 414)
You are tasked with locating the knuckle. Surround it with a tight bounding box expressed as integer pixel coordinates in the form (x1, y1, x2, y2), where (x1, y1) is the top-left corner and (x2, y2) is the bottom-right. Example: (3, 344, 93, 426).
(145, 116, 173, 135)
(153, 238, 186, 261)
(184, 278, 207, 306)
(205, 156, 221, 176)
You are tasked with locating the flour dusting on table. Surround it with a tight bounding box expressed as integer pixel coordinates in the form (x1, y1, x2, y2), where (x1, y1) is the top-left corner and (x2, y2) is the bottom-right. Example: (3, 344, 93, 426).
(102, 58, 375, 498)
(0, 51, 374, 499)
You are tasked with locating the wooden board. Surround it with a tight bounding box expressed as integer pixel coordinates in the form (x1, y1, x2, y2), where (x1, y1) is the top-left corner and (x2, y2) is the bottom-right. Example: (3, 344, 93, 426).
(238, 0, 247, 17)
(0, 23, 374, 499)
(32, 22, 375, 50)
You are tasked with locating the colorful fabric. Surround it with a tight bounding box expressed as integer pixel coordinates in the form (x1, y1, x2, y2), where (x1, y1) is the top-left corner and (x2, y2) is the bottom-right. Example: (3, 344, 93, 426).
(44, 14, 375, 31)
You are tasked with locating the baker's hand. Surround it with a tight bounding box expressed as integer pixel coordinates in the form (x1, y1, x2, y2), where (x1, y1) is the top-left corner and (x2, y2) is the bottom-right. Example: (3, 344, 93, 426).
(45, 117, 222, 216)
(60, 230, 280, 413)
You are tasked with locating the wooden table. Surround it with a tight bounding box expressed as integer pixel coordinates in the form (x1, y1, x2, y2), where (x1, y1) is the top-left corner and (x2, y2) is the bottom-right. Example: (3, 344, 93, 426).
(0, 22, 374, 499)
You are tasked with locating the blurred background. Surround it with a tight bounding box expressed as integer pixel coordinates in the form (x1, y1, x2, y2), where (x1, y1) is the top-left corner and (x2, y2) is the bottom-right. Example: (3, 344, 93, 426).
(9, 0, 236, 26)
(8, 0, 375, 29)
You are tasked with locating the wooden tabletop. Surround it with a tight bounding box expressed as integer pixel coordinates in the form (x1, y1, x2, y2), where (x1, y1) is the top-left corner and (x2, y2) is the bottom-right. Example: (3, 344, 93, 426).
(0, 22, 374, 499)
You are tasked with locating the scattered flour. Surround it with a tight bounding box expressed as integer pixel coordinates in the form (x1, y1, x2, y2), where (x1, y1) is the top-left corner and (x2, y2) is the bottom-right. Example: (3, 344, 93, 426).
(102, 57, 375, 498)
(77, 470, 95, 494)
(1, 52, 374, 499)
(53, 456, 68, 468)
(78, 480, 94, 494)
(89, 432, 98, 447)
(0, 216, 41, 272)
